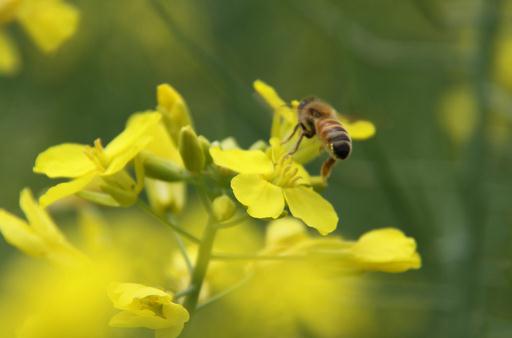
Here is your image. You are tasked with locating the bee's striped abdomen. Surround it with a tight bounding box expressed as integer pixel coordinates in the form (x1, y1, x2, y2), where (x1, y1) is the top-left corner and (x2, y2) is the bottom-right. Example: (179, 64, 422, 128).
(315, 118, 352, 160)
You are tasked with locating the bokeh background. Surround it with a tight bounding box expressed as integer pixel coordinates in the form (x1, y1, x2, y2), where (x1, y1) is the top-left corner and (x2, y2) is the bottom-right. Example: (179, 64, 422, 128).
(1, 0, 512, 337)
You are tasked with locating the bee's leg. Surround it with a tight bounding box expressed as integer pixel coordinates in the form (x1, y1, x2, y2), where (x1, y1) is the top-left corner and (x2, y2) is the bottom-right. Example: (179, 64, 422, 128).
(288, 131, 305, 155)
(321, 157, 337, 181)
(281, 123, 301, 145)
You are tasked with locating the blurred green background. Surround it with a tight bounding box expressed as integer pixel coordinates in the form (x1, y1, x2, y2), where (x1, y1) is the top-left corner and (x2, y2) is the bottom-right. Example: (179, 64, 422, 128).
(1, 0, 512, 337)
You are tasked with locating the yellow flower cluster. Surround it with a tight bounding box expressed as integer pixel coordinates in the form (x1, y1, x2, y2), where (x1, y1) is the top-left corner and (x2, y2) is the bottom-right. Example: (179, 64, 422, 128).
(0, 81, 421, 338)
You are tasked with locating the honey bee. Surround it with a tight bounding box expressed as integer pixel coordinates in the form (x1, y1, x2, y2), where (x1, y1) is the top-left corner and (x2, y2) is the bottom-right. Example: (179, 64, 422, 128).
(283, 97, 352, 180)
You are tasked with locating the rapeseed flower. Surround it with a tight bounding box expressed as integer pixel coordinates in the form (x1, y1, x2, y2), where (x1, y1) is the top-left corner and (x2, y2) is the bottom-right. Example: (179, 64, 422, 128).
(0, 188, 85, 265)
(34, 112, 161, 207)
(108, 282, 189, 338)
(210, 138, 338, 235)
(253, 80, 376, 164)
(0, 0, 79, 74)
(261, 218, 421, 273)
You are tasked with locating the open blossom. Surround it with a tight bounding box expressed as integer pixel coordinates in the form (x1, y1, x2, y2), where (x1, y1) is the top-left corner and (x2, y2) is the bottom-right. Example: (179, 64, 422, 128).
(33, 112, 161, 207)
(253, 80, 376, 164)
(108, 282, 189, 338)
(0, 188, 85, 265)
(0, 0, 79, 75)
(210, 138, 338, 235)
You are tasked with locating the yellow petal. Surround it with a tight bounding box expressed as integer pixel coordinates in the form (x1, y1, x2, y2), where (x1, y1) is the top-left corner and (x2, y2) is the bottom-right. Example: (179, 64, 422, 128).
(104, 112, 161, 172)
(340, 117, 376, 141)
(109, 310, 173, 330)
(0, 30, 20, 75)
(145, 179, 186, 214)
(108, 282, 172, 310)
(33, 143, 95, 178)
(253, 79, 287, 109)
(283, 186, 338, 235)
(0, 209, 46, 256)
(210, 147, 274, 175)
(350, 228, 421, 272)
(231, 174, 285, 219)
(39, 173, 96, 207)
(16, 0, 80, 53)
(265, 217, 309, 248)
(142, 121, 183, 164)
(19, 188, 66, 245)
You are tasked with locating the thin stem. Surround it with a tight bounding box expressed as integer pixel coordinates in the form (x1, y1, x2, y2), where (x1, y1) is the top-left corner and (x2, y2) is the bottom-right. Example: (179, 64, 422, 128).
(459, 1, 502, 338)
(215, 214, 247, 229)
(137, 200, 200, 243)
(174, 286, 196, 299)
(170, 221, 194, 274)
(183, 220, 218, 315)
(212, 253, 307, 261)
(196, 272, 255, 312)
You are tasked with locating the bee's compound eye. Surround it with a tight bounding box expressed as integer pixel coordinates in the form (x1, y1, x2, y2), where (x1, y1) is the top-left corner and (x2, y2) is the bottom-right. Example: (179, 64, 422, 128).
(310, 109, 321, 118)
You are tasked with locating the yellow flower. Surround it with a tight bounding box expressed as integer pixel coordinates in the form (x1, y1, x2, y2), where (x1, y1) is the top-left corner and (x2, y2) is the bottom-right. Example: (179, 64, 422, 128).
(210, 138, 338, 235)
(108, 282, 189, 338)
(0, 188, 85, 265)
(0, 0, 79, 75)
(0, 30, 19, 74)
(254, 80, 376, 164)
(262, 218, 421, 273)
(34, 112, 161, 207)
(347, 228, 421, 272)
(437, 86, 477, 145)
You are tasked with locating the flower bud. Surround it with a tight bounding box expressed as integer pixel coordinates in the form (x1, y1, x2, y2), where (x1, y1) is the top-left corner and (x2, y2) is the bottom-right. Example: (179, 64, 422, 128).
(212, 195, 236, 222)
(197, 135, 212, 166)
(179, 126, 205, 173)
(157, 84, 193, 145)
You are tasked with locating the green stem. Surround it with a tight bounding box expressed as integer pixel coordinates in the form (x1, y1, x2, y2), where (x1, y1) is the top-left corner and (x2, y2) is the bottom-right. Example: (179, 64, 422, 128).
(183, 221, 218, 315)
(140, 151, 190, 182)
(212, 253, 307, 261)
(459, 2, 502, 337)
(137, 200, 200, 243)
(196, 272, 255, 312)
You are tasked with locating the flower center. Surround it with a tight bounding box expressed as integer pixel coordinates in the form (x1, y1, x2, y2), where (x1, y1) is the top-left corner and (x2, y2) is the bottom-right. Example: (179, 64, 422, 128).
(84, 138, 109, 171)
(268, 154, 305, 188)
(139, 296, 165, 318)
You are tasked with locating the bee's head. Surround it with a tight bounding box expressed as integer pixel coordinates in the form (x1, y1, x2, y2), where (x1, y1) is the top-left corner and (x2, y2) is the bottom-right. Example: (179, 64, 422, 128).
(297, 96, 317, 111)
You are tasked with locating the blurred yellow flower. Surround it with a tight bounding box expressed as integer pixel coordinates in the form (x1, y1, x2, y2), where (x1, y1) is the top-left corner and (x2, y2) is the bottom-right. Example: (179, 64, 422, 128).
(0, 0, 79, 75)
(210, 139, 338, 235)
(438, 86, 477, 145)
(261, 218, 421, 273)
(494, 35, 512, 92)
(254, 80, 376, 163)
(0, 30, 19, 74)
(108, 282, 189, 338)
(348, 228, 421, 272)
(33, 112, 161, 207)
(0, 188, 85, 265)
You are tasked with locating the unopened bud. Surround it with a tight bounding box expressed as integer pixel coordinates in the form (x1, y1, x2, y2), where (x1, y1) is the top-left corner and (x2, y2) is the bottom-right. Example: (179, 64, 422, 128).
(197, 135, 212, 166)
(212, 195, 236, 222)
(157, 84, 193, 144)
(179, 126, 205, 173)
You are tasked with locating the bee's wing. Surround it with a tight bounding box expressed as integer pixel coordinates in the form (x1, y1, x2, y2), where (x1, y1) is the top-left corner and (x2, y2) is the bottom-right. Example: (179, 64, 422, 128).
(338, 115, 376, 140)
